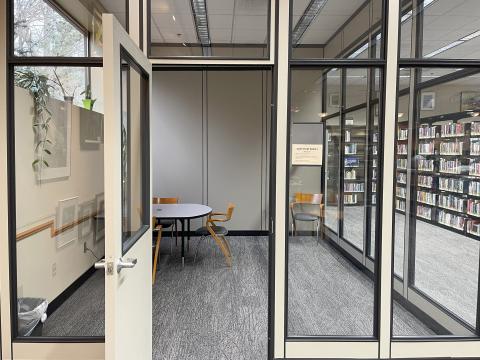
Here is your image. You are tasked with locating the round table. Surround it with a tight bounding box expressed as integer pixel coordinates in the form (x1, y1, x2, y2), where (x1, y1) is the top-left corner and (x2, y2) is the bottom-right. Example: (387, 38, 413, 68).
(152, 204, 212, 266)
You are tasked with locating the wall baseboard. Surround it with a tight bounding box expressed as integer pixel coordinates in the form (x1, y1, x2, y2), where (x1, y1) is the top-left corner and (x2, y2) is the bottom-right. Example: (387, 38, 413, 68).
(161, 230, 269, 237)
(47, 265, 97, 317)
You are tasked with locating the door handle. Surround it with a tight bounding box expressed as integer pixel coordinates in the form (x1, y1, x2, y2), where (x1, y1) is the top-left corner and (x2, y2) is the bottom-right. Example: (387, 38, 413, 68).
(94, 259, 106, 269)
(117, 257, 137, 273)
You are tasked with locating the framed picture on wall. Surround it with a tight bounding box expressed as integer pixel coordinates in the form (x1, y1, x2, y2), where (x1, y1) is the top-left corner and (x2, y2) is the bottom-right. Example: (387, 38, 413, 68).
(329, 93, 340, 108)
(56, 196, 79, 248)
(420, 92, 436, 111)
(460, 91, 480, 111)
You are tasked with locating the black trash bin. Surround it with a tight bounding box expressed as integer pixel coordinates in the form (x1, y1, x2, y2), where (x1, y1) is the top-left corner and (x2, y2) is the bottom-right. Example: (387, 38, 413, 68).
(18, 297, 48, 336)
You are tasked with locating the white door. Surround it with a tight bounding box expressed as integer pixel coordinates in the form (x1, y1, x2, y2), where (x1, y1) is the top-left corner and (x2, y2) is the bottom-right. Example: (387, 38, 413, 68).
(101, 14, 152, 360)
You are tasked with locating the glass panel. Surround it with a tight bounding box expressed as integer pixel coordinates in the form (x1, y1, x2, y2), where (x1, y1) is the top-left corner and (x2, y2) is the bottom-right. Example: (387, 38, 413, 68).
(120, 57, 149, 254)
(13, 0, 128, 57)
(392, 68, 480, 337)
(325, 115, 340, 233)
(13, 66, 105, 337)
(369, 103, 379, 258)
(400, 0, 480, 59)
(149, 0, 270, 59)
(342, 107, 367, 250)
(291, 0, 384, 59)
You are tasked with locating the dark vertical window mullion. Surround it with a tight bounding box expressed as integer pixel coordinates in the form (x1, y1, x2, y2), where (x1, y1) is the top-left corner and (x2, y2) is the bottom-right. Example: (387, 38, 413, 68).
(365, 66, 374, 260)
(339, 68, 347, 238)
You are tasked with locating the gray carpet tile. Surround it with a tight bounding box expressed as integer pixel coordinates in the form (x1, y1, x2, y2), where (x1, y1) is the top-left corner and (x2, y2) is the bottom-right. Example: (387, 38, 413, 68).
(287, 235, 435, 337)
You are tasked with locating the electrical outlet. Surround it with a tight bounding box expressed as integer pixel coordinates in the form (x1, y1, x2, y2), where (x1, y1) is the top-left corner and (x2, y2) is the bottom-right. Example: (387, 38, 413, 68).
(52, 263, 57, 277)
(83, 242, 87, 253)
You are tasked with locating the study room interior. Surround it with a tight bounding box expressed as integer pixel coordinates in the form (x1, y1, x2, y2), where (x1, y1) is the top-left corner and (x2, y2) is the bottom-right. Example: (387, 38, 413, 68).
(4, 0, 480, 360)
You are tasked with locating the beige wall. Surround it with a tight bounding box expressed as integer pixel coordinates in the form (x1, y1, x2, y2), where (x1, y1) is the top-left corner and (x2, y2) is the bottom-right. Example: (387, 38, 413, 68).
(15, 87, 105, 303)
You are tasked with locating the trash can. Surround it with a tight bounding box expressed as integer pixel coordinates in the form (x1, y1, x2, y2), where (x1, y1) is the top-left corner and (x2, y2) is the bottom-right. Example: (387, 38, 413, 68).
(17, 297, 48, 336)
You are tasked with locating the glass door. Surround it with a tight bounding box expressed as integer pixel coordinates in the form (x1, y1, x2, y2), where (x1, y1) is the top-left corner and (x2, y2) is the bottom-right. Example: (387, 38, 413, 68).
(101, 14, 152, 360)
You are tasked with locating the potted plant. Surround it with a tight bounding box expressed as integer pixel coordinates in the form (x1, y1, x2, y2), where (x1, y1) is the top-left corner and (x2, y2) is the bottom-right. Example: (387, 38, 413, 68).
(81, 85, 97, 110)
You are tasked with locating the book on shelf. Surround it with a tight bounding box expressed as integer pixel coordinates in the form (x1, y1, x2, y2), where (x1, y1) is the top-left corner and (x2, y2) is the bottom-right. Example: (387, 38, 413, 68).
(437, 210, 465, 231)
(345, 143, 357, 154)
(439, 158, 461, 174)
(418, 159, 435, 172)
(345, 157, 360, 167)
(372, 183, 376, 193)
(345, 169, 357, 179)
(417, 205, 432, 220)
(372, 168, 377, 180)
(373, 145, 378, 155)
(397, 143, 408, 155)
(418, 175, 433, 188)
(417, 190, 436, 205)
(345, 130, 351, 142)
(468, 181, 480, 196)
(467, 219, 480, 236)
(467, 199, 480, 217)
(440, 123, 464, 138)
(397, 158, 407, 170)
(439, 177, 463, 193)
(396, 186, 406, 198)
(344, 183, 364, 192)
(469, 160, 480, 177)
(344, 194, 358, 204)
(373, 133, 378, 143)
(418, 141, 435, 155)
(471, 121, 480, 136)
(398, 128, 408, 141)
(439, 141, 463, 155)
(438, 194, 465, 212)
(419, 125, 436, 139)
(396, 199, 406, 211)
(373, 159, 377, 168)
(397, 172, 407, 184)
(471, 139, 480, 155)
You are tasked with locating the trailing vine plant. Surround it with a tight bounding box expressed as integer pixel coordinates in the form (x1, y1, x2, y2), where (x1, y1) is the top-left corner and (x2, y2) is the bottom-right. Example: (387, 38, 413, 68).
(14, 69, 53, 170)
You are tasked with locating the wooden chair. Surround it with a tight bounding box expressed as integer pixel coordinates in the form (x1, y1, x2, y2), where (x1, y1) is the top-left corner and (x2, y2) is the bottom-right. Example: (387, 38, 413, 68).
(194, 203, 235, 267)
(152, 218, 162, 285)
(290, 193, 324, 242)
(152, 197, 178, 248)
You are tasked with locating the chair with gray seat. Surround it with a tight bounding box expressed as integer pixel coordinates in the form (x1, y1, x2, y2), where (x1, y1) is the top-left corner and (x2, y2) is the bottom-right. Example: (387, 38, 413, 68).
(152, 197, 179, 250)
(194, 203, 235, 267)
(290, 192, 324, 242)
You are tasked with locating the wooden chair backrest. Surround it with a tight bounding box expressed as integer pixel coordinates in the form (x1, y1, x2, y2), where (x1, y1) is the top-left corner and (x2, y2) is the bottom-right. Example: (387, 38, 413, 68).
(153, 197, 179, 204)
(294, 192, 323, 205)
(225, 203, 235, 221)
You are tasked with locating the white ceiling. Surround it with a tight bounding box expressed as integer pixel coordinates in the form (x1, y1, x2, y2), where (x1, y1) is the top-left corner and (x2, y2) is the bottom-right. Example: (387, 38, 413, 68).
(98, 0, 127, 27)
(150, 0, 269, 44)
(401, 0, 480, 59)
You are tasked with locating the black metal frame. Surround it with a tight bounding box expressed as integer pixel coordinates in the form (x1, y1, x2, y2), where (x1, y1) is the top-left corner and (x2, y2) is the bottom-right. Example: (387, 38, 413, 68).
(146, 0, 272, 60)
(119, 46, 151, 256)
(284, 0, 388, 343)
(389, 0, 480, 341)
(3, 0, 136, 344)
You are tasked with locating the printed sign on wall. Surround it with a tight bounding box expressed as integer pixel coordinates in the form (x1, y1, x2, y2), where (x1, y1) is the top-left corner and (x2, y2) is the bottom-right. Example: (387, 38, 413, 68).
(291, 144, 323, 166)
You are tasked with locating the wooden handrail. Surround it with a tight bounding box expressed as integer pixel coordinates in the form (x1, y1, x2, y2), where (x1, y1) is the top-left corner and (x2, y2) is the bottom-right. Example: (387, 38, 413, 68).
(16, 212, 98, 242)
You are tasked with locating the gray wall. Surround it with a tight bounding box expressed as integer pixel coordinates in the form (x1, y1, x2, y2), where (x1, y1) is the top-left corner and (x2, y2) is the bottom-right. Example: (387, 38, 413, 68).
(152, 70, 271, 231)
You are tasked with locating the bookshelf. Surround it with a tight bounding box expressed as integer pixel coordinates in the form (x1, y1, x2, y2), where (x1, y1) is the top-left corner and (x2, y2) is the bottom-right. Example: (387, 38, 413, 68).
(395, 120, 409, 214)
(343, 125, 367, 206)
(395, 110, 480, 241)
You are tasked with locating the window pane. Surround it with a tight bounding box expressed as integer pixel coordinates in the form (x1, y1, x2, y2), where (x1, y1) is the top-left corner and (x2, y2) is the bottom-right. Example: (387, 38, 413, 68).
(13, 0, 128, 57)
(149, 0, 270, 59)
(400, 0, 480, 59)
(392, 68, 480, 337)
(121, 58, 149, 254)
(291, 0, 384, 60)
(13, 66, 105, 337)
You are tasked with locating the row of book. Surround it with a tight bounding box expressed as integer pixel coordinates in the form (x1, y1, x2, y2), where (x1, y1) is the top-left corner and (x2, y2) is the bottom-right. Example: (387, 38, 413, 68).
(438, 194, 465, 212)
(344, 183, 364, 192)
(439, 177, 463, 193)
(397, 158, 408, 169)
(438, 210, 465, 231)
(469, 181, 480, 196)
(398, 128, 408, 141)
(397, 144, 408, 155)
(419, 125, 436, 139)
(467, 199, 480, 216)
(396, 199, 406, 211)
(345, 158, 360, 167)
(439, 141, 463, 155)
(469, 160, 480, 176)
(345, 169, 357, 179)
(439, 158, 461, 174)
(417, 205, 432, 220)
(471, 139, 480, 155)
(472, 122, 480, 136)
(397, 172, 407, 184)
(440, 123, 464, 138)
(344, 194, 358, 204)
(396, 186, 406, 198)
(418, 141, 435, 155)
(345, 130, 351, 142)
(418, 175, 433, 188)
(417, 190, 436, 205)
(419, 159, 435, 172)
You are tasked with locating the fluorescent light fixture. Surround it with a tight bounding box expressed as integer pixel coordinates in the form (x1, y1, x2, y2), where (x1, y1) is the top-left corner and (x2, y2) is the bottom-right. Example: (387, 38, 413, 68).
(460, 30, 480, 41)
(424, 40, 463, 58)
(190, 0, 211, 46)
(292, 0, 328, 45)
(318, 112, 328, 117)
(401, 0, 437, 24)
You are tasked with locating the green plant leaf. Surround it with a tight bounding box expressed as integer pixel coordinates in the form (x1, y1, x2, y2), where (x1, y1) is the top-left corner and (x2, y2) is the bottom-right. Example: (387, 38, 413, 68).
(43, 160, 49, 167)
(44, 149, 51, 155)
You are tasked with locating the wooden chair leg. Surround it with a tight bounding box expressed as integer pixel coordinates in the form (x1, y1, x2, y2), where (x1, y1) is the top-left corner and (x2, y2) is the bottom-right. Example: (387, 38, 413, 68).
(152, 229, 162, 285)
(209, 231, 232, 267)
